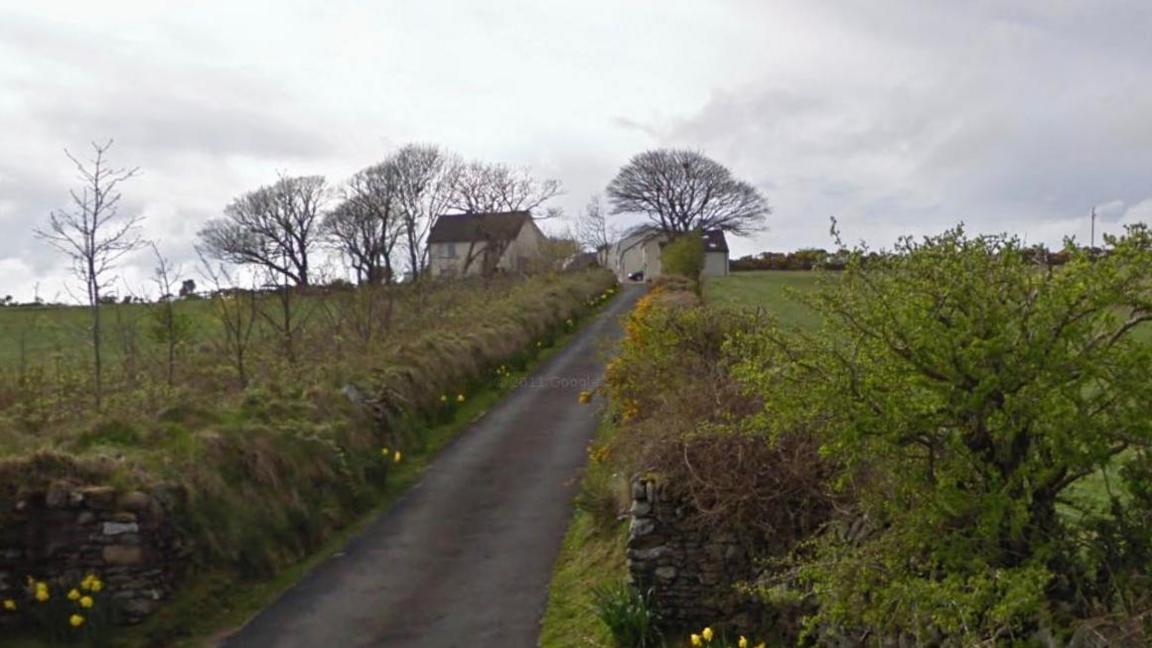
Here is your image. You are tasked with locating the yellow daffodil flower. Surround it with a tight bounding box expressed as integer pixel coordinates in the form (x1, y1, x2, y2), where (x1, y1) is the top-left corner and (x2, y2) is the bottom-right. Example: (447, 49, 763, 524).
(702, 627, 714, 642)
(739, 636, 748, 648)
(690, 634, 702, 646)
(393, 450, 402, 463)
(2, 599, 15, 611)
(68, 588, 81, 601)
(456, 394, 465, 403)
(755, 643, 766, 648)
(69, 614, 85, 628)
(440, 394, 448, 402)
(380, 447, 389, 457)
(80, 596, 94, 609)
(89, 580, 103, 593)
(35, 588, 49, 603)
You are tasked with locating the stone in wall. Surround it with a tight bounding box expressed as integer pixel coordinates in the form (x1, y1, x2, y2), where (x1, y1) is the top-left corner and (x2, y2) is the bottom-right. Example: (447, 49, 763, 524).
(626, 476, 762, 630)
(0, 482, 183, 625)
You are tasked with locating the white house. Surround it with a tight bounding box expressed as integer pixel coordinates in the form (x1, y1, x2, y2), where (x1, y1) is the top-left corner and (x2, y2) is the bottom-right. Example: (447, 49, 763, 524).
(427, 211, 546, 277)
(608, 228, 730, 281)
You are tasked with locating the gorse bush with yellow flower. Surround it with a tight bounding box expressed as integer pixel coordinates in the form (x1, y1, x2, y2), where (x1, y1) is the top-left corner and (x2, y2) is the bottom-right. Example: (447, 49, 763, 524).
(587, 275, 836, 644)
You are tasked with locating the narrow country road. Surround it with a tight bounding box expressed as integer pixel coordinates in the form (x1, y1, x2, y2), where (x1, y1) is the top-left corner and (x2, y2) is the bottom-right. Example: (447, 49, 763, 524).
(223, 284, 644, 648)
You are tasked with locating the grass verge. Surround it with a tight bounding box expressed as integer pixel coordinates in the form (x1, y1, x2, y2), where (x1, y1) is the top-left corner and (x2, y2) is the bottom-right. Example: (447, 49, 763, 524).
(539, 415, 630, 648)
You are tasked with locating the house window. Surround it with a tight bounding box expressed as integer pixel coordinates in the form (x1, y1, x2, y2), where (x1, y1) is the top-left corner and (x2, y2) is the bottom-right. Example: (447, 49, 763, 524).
(444, 242, 456, 258)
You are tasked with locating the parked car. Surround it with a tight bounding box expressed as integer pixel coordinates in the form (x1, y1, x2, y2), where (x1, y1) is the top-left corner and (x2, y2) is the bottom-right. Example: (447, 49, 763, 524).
(627, 271, 645, 282)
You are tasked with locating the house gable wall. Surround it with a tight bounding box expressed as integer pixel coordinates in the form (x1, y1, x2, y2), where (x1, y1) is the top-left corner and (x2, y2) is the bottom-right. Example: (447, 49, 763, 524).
(499, 219, 545, 272)
(703, 251, 729, 276)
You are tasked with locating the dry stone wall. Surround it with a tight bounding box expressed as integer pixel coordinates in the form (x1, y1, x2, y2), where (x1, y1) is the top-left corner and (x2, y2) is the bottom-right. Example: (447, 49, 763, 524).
(0, 482, 180, 624)
(626, 476, 761, 630)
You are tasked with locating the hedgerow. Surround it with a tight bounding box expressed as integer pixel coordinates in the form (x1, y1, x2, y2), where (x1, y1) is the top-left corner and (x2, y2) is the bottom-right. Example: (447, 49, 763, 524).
(730, 226, 1152, 644)
(598, 226, 1152, 645)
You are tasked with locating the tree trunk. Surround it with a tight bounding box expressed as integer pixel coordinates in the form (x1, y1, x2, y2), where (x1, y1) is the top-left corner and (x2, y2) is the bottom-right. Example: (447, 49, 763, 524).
(89, 261, 103, 410)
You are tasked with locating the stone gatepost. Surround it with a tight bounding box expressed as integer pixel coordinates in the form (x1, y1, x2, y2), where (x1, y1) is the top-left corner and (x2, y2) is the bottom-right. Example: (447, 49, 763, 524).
(626, 476, 759, 630)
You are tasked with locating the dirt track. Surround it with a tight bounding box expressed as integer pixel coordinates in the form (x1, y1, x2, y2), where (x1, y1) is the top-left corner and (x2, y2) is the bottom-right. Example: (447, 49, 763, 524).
(223, 284, 644, 648)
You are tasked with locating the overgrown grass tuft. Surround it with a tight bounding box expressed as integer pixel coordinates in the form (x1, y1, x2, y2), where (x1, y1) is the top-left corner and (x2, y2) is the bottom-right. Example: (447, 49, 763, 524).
(592, 581, 663, 648)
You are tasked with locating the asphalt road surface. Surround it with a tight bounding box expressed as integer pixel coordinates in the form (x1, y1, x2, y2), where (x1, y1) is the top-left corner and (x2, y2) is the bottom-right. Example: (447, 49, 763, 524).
(224, 283, 644, 648)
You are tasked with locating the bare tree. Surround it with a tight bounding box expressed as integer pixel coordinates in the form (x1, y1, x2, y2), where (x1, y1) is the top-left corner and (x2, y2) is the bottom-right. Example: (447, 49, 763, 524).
(324, 162, 404, 284)
(148, 244, 191, 388)
(575, 195, 619, 265)
(257, 265, 311, 365)
(36, 139, 143, 408)
(606, 149, 769, 235)
(198, 174, 328, 286)
(197, 248, 259, 387)
(449, 160, 563, 217)
(458, 228, 511, 277)
(392, 144, 461, 279)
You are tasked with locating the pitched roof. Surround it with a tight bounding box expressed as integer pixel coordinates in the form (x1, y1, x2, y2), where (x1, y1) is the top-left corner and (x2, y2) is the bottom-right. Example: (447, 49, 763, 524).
(702, 229, 729, 253)
(427, 211, 532, 244)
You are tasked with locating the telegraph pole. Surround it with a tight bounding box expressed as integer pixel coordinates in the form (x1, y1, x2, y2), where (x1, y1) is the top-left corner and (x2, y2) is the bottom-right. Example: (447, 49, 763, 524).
(1090, 206, 1097, 250)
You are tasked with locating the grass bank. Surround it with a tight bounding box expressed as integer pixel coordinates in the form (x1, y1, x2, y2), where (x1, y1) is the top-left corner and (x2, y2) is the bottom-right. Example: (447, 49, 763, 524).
(0, 271, 620, 645)
(134, 330, 590, 647)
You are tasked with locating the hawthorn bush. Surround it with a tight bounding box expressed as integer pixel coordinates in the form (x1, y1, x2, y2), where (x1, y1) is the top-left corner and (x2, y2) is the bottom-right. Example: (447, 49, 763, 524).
(731, 226, 1152, 643)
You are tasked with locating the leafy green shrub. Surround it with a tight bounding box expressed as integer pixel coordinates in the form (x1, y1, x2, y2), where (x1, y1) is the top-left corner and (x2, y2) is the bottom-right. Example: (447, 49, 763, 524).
(731, 225, 1152, 643)
(661, 233, 706, 281)
(592, 582, 662, 647)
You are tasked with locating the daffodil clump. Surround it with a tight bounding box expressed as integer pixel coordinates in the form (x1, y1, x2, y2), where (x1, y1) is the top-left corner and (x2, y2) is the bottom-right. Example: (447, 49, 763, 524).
(493, 363, 515, 389)
(5, 573, 107, 640)
(688, 625, 765, 648)
(586, 285, 618, 308)
(438, 391, 467, 409)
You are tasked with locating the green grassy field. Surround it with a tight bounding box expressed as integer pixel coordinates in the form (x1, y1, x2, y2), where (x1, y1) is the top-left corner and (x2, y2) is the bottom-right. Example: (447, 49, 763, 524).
(703, 270, 823, 328)
(0, 302, 157, 365)
(704, 269, 1152, 343)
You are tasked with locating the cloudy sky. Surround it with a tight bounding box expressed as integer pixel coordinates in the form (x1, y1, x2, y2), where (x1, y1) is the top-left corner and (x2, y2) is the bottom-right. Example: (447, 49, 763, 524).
(1, 0, 1150, 301)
